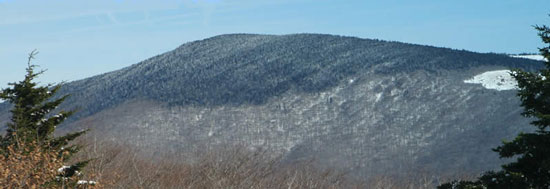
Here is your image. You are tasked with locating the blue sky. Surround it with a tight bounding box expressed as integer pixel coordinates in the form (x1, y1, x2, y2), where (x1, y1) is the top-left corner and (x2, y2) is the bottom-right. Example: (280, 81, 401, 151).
(0, 0, 549, 89)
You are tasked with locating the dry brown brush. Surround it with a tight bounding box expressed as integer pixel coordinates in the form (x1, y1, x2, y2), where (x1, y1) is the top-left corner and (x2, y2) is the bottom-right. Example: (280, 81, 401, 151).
(0, 141, 63, 188)
(69, 137, 479, 189)
(71, 139, 366, 189)
(0, 140, 103, 188)
(2, 135, 479, 188)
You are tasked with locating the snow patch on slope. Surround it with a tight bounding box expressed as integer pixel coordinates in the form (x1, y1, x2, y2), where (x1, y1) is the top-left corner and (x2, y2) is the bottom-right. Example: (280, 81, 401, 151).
(511, 55, 547, 61)
(375, 93, 382, 102)
(464, 70, 517, 91)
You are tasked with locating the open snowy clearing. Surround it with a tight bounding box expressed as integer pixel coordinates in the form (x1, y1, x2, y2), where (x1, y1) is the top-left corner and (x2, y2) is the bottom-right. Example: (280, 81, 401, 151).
(464, 70, 517, 91)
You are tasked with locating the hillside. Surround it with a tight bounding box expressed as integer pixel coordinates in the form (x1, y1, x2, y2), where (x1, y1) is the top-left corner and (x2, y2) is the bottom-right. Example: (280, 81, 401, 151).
(0, 33, 545, 177)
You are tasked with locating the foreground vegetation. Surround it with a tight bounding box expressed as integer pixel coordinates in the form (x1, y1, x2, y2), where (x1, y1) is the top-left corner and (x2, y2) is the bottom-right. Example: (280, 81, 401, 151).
(0, 51, 89, 188)
(70, 137, 473, 188)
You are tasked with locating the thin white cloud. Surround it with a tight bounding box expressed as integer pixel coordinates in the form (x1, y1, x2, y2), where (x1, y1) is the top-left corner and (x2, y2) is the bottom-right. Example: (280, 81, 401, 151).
(54, 11, 199, 35)
(107, 12, 120, 24)
(0, 0, 181, 25)
(0, 0, 302, 26)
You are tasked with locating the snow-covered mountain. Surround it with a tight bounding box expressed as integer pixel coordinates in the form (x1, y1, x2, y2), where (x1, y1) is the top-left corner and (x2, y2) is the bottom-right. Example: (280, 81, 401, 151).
(0, 34, 545, 178)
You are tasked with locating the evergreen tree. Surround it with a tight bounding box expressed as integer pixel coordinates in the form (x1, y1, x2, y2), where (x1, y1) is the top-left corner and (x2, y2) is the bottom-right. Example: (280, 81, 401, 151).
(0, 51, 88, 185)
(439, 17, 550, 189)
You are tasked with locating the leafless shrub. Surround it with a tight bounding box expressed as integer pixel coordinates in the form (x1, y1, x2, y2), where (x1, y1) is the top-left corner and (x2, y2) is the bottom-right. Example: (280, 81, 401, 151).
(71, 139, 365, 188)
(70, 138, 478, 189)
